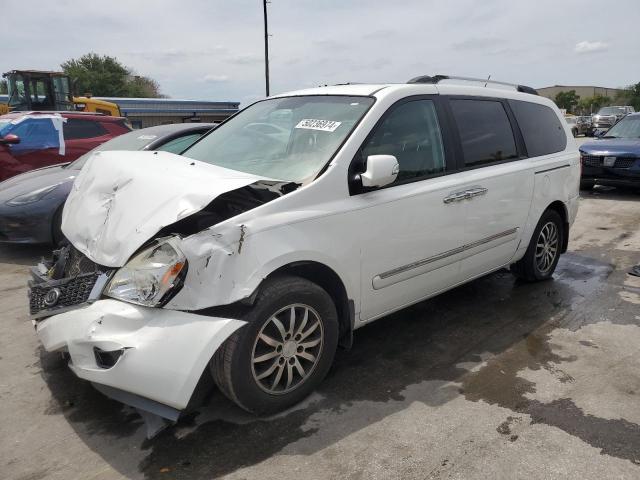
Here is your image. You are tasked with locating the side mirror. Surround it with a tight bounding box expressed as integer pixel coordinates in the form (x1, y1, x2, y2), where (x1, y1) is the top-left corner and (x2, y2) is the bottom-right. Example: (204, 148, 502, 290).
(360, 154, 399, 188)
(0, 134, 20, 145)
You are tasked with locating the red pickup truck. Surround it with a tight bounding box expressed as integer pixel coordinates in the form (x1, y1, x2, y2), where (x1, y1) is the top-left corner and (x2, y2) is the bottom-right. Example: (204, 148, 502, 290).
(0, 111, 130, 182)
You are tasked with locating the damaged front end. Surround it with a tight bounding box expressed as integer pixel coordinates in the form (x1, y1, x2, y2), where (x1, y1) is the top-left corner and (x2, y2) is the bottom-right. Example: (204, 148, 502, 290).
(29, 151, 299, 435)
(30, 243, 246, 436)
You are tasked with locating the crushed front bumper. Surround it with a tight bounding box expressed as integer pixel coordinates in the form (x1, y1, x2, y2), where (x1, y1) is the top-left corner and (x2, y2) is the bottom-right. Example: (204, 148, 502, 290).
(36, 299, 245, 413)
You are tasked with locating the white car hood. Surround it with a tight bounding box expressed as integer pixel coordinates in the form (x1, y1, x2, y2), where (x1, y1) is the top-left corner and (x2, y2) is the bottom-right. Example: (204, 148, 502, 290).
(62, 150, 265, 267)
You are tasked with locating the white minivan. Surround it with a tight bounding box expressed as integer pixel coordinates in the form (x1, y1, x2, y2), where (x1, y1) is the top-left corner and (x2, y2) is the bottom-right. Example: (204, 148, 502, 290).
(30, 75, 579, 421)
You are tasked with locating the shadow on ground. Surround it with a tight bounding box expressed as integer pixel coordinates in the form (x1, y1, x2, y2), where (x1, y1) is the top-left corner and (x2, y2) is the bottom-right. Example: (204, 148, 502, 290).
(579, 185, 640, 202)
(39, 252, 638, 479)
(0, 243, 51, 266)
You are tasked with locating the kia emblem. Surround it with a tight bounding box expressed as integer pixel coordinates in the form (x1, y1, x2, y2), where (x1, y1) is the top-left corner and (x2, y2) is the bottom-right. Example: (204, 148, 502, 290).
(44, 288, 61, 307)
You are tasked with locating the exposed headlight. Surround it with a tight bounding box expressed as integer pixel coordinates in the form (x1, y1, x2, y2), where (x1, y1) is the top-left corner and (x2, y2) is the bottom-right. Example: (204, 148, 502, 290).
(105, 237, 187, 307)
(7, 184, 60, 206)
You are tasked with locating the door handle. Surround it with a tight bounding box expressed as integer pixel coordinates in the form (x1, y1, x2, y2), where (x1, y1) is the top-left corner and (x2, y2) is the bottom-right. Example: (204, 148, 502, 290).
(443, 191, 470, 203)
(466, 187, 488, 198)
(443, 187, 487, 204)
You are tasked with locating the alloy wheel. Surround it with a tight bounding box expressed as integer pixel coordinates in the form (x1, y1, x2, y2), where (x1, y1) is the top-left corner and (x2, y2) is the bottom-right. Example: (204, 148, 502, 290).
(535, 221, 559, 274)
(251, 304, 324, 395)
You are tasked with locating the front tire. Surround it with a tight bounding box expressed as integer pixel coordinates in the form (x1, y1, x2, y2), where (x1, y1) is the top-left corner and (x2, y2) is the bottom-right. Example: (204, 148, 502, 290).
(211, 275, 339, 414)
(511, 210, 564, 282)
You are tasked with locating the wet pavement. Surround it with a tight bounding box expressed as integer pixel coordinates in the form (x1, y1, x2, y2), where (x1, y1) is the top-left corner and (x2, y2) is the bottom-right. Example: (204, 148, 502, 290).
(1, 185, 640, 479)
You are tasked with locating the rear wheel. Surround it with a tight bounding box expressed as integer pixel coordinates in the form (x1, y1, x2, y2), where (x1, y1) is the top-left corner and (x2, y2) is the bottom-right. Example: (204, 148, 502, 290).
(511, 210, 564, 282)
(211, 275, 339, 414)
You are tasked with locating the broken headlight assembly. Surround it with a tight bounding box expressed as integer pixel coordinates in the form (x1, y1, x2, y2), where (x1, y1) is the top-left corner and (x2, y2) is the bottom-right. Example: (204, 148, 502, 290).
(105, 237, 187, 307)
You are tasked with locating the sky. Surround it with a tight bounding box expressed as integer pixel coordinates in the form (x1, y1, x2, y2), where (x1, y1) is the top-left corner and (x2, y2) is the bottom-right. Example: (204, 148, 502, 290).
(2, 0, 639, 106)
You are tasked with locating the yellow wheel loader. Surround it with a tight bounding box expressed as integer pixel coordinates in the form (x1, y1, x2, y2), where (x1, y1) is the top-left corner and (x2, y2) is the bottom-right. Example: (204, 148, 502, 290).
(1, 70, 121, 116)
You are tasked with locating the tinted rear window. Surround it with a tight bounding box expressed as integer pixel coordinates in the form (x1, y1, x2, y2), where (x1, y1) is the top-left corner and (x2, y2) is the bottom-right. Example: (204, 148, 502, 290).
(509, 100, 566, 157)
(450, 99, 518, 167)
(64, 118, 108, 139)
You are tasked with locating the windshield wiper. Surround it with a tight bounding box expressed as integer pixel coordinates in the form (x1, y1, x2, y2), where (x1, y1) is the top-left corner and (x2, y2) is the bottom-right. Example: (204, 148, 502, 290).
(602, 136, 618, 139)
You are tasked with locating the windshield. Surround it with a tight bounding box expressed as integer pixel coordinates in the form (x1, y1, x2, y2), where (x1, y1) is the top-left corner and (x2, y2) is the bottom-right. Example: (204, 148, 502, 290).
(183, 95, 374, 183)
(565, 117, 576, 124)
(67, 129, 162, 169)
(603, 116, 640, 138)
(598, 107, 625, 116)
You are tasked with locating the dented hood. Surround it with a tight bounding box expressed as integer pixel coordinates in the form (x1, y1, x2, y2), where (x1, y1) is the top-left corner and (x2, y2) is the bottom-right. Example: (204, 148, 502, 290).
(62, 150, 265, 267)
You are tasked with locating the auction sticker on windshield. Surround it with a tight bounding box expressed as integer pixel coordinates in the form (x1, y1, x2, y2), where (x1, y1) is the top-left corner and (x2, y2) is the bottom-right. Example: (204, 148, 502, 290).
(295, 119, 342, 132)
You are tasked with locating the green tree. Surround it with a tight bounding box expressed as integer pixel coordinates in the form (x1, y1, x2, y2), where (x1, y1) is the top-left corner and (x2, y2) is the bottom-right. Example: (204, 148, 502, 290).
(554, 90, 580, 113)
(126, 75, 165, 98)
(0, 79, 7, 95)
(61, 52, 164, 98)
(623, 82, 640, 111)
(578, 94, 610, 114)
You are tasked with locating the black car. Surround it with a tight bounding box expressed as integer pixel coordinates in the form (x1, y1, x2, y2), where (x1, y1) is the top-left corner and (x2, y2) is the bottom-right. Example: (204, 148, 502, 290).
(579, 113, 640, 190)
(0, 123, 214, 244)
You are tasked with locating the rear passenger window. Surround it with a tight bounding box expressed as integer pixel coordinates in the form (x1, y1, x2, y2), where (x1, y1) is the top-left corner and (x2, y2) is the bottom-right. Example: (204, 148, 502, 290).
(508, 100, 567, 157)
(64, 119, 108, 139)
(450, 99, 518, 167)
(362, 100, 445, 183)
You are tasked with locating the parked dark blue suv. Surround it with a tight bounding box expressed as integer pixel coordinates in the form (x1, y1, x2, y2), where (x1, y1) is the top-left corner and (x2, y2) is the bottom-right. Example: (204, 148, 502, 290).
(579, 113, 640, 190)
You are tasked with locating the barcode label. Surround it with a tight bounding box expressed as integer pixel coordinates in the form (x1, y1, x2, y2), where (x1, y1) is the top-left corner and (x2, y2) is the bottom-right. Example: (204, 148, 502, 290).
(295, 119, 342, 132)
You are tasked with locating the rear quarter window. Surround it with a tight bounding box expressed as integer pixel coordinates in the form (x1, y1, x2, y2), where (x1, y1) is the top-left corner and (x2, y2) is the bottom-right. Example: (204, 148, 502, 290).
(64, 118, 108, 140)
(508, 100, 567, 157)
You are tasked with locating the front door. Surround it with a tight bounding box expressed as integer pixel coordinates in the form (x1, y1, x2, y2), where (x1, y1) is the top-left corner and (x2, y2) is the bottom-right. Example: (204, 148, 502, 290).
(350, 98, 468, 322)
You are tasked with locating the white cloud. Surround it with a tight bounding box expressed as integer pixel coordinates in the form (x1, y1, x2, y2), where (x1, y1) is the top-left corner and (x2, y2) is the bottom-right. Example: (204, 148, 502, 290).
(201, 74, 230, 83)
(574, 40, 609, 54)
(1, 0, 639, 100)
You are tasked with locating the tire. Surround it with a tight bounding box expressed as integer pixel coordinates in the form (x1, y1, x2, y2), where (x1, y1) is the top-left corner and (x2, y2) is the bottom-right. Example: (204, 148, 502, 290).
(580, 180, 595, 190)
(51, 206, 65, 246)
(572, 128, 578, 138)
(511, 209, 564, 282)
(211, 275, 339, 414)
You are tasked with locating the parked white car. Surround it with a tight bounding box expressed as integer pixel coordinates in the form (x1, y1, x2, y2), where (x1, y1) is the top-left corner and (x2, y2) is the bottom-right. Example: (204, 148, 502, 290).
(30, 75, 580, 423)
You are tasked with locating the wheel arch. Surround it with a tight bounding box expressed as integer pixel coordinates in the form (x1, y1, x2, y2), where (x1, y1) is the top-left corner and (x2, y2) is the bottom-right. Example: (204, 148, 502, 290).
(265, 261, 355, 349)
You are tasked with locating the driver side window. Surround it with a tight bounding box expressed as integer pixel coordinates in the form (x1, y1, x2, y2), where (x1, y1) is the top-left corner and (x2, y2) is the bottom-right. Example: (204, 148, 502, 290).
(362, 99, 445, 184)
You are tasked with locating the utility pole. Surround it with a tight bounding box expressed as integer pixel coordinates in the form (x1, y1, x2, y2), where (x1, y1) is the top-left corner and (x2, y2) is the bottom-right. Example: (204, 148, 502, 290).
(263, 0, 270, 97)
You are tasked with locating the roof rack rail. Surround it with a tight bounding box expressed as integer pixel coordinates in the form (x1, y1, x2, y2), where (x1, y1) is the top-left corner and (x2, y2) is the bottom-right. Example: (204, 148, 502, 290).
(407, 75, 538, 95)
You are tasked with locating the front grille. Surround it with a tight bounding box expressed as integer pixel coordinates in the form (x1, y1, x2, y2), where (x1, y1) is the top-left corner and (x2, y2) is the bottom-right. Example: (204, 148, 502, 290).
(29, 245, 112, 319)
(614, 158, 635, 169)
(64, 245, 99, 277)
(582, 155, 637, 169)
(29, 271, 102, 317)
(583, 155, 601, 167)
